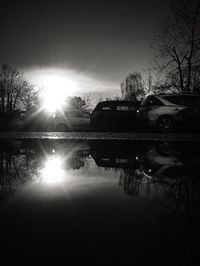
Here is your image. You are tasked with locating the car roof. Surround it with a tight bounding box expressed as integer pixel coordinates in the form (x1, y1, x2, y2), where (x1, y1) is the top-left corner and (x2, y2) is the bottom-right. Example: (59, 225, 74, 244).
(97, 100, 139, 106)
(157, 93, 200, 97)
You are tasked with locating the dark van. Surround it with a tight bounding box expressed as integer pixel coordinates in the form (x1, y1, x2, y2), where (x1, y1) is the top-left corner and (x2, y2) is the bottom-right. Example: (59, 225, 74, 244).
(90, 100, 140, 129)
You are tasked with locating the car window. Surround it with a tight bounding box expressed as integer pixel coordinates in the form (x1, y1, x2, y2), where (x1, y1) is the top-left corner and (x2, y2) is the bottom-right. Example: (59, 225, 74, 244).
(129, 106, 136, 111)
(163, 96, 183, 105)
(116, 105, 135, 111)
(102, 106, 112, 110)
(142, 96, 163, 106)
(163, 95, 197, 106)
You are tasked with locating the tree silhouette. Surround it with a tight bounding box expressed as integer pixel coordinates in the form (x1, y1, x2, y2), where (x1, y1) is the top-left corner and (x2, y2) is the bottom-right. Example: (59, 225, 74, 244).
(0, 64, 39, 114)
(121, 72, 145, 101)
(152, 0, 200, 92)
(19, 81, 40, 112)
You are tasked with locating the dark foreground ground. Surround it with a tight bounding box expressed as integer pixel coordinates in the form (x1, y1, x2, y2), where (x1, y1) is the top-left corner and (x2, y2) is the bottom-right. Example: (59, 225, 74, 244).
(0, 135, 200, 265)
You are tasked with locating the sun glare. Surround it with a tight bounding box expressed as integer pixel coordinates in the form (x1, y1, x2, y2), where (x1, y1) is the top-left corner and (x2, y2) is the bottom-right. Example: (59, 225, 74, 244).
(39, 156, 65, 185)
(42, 75, 77, 113)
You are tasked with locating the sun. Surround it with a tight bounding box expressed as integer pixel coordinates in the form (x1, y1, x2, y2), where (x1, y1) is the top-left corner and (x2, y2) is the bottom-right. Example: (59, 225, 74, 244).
(41, 75, 77, 113)
(39, 155, 65, 185)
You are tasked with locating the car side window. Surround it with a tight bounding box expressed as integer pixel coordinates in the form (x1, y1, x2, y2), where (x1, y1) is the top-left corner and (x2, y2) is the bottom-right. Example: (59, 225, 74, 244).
(145, 96, 163, 106)
(102, 106, 112, 110)
(164, 96, 195, 106)
(128, 106, 136, 111)
(117, 106, 128, 111)
(116, 105, 134, 111)
(165, 96, 183, 105)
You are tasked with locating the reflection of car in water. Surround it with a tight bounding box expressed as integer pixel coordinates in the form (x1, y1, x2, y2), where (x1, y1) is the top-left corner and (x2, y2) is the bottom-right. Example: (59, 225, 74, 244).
(90, 101, 140, 130)
(137, 93, 200, 132)
(1, 138, 200, 216)
(90, 141, 139, 169)
(136, 141, 200, 219)
(138, 142, 200, 179)
(89, 141, 143, 197)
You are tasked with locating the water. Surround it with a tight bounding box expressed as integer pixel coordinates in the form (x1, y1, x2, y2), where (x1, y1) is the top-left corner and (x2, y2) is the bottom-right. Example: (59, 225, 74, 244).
(0, 139, 200, 265)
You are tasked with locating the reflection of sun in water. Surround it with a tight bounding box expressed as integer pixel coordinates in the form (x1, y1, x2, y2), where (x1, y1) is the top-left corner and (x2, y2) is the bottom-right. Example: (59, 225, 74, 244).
(41, 75, 77, 113)
(39, 156, 65, 185)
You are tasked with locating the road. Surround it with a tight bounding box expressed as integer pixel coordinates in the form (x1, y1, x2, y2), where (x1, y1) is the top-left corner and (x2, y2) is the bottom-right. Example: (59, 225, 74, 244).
(0, 131, 200, 141)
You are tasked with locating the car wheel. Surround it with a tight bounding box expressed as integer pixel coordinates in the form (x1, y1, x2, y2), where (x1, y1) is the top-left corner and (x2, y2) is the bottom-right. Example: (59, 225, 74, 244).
(157, 116, 173, 133)
(56, 123, 67, 132)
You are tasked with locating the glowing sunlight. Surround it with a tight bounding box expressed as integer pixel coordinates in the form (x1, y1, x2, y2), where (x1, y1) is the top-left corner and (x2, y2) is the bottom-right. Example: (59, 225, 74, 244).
(39, 156, 66, 185)
(41, 75, 77, 113)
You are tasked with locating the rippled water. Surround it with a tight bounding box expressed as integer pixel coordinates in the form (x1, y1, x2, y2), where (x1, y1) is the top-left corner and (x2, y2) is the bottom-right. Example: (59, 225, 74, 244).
(0, 139, 200, 265)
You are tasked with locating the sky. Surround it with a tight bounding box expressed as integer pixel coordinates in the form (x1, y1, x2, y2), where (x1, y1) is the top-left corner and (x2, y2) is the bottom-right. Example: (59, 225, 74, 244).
(0, 0, 170, 98)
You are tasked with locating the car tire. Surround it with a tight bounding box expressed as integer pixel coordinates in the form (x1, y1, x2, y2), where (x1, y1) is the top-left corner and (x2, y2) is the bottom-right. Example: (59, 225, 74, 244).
(157, 116, 173, 133)
(56, 123, 67, 132)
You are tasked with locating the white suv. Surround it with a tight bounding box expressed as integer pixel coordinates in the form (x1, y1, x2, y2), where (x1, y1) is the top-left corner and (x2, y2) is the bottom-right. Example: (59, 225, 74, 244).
(137, 93, 200, 132)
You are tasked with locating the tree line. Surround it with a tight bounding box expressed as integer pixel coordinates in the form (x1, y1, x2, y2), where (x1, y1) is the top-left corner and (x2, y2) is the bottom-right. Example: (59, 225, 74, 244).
(0, 64, 92, 115)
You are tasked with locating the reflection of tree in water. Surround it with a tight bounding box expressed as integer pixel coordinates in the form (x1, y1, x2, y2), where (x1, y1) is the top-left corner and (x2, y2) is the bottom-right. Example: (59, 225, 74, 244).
(0, 151, 33, 199)
(0, 140, 45, 199)
(119, 165, 200, 222)
(119, 168, 152, 197)
(152, 177, 200, 221)
(118, 141, 200, 222)
(54, 140, 90, 171)
(0, 140, 91, 199)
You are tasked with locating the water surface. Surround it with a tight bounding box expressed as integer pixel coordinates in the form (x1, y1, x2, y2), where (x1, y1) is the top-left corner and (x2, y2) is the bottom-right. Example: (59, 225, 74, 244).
(0, 140, 200, 265)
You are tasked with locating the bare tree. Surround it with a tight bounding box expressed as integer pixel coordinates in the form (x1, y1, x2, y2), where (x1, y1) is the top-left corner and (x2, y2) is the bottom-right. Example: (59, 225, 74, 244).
(19, 82, 39, 112)
(152, 0, 200, 92)
(0, 64, 38, 114)
(0, 64, 22, 113)
(121, 72, 146, 100)
(105, 95, 122, 101)
(82, 92, 93, 111)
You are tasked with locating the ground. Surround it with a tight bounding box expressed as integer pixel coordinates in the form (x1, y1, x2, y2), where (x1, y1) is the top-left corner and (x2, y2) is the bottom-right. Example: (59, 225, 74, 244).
(0, 131, 200, 142)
